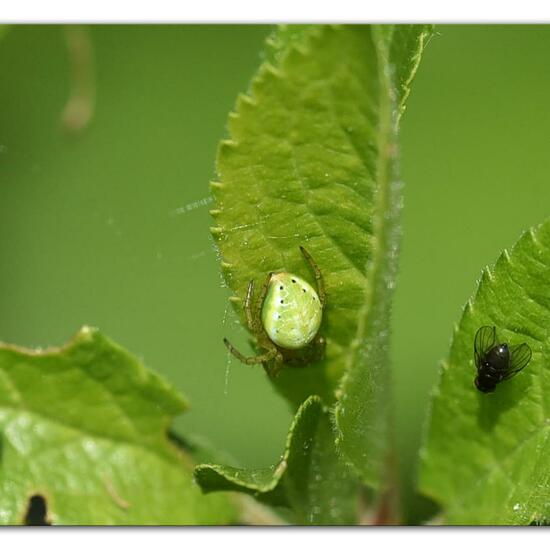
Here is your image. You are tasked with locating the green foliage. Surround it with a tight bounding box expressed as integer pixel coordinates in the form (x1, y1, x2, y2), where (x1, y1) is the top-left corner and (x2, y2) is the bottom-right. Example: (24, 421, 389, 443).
(0, 327, 235, 525)
(18, 23, 540, 526)
(333, 25, 432, 489)
(212, 24, 381, 406)
(5, 23, 547, 527)
(420, 220, 550, 525)
(387, 25, 435, 118)
(196, 396, 358, 525)
(209, 25, 432, 503)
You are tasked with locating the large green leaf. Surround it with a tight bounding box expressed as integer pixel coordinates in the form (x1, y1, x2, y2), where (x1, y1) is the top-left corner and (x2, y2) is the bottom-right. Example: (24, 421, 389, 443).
(419, 220, 550, 525)
(0, 327, 235, 525)
(195, 396, 358, 525)
(333, 24, 433, 492)
(211, 24, 381, 405)
(210, 23, 433, 496)
(333, 25, 432, 490)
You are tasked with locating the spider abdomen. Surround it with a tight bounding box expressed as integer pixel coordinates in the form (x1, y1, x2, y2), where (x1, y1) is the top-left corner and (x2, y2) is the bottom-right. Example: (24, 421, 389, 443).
(261, 272, 322, 350)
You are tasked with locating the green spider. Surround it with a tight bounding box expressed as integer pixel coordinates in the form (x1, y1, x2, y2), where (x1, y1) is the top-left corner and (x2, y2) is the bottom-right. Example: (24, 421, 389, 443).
(224, 246, 326, 377)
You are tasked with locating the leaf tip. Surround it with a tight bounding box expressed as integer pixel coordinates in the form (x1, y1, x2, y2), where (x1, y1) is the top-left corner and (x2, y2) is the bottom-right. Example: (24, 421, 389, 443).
(210, 226, 224, 241)
(74, 324, 99, 344)
(495, 248, 512, 269)
(263, 61, 284, 79)
(476, 268, 494, 294)
(219, 139, 238, 153)
(236, 92, 257, 110)
(528, 226, 541, 246)
(209, 181, 224, 191)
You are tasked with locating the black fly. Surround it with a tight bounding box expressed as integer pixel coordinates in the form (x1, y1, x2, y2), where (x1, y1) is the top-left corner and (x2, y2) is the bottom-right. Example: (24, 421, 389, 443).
(474, 326, 532, 393)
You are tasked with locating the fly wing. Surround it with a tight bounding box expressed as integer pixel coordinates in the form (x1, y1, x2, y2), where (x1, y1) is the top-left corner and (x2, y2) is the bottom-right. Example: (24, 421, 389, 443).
(474, 326, 496, 369)
(503, 342, 532, 380)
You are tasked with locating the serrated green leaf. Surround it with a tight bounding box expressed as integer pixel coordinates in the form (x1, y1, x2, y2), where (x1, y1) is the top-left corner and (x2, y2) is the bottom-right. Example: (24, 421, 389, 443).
(0, 327, 235, 525)
(419, 220, 550, 525)
(333, 25, 434, 489)
(212, 24, 383, 405)
(262, 24, 316, 65)
(211, 23, 433, 497)
(195, 396, 358, 525)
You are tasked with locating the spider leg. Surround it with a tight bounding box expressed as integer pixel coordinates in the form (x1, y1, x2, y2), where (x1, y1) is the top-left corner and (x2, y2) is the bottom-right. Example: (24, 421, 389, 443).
(300, 246, 325, 307)
(262, 347, 285, 378)
(312, 333, 326, 361)
(244, 280, 256, 332)
(223, 338, 279, 365)
(253, 271, 274, 332)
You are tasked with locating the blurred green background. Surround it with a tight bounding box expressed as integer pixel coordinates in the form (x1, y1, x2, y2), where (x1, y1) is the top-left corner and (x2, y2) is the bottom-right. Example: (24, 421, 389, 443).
(2, 25, 550, 524)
